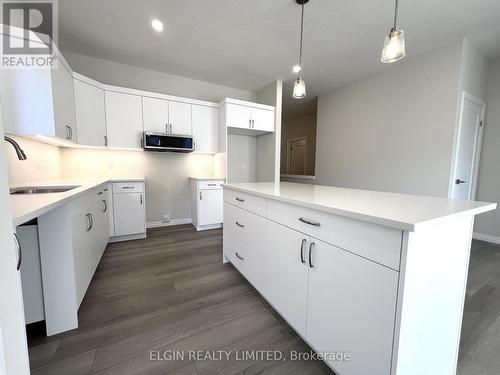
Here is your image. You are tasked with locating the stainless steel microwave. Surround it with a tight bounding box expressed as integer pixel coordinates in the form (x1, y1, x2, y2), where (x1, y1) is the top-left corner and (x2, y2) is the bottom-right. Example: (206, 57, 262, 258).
(143, 132, 194, 153)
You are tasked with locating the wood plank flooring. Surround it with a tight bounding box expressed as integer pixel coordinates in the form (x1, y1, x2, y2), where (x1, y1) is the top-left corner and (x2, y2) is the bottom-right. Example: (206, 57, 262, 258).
(26, 225, 500, 374)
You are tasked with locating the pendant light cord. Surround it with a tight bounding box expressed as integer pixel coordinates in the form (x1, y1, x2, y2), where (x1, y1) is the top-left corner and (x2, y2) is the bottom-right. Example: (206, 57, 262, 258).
(298, 3, 304, 69)
(393, 0, 399, 29)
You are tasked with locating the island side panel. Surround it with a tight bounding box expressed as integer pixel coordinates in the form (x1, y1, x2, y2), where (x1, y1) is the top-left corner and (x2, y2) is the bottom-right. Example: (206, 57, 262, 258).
(37, 205, 79, 336)
(392, 215, 474, 375)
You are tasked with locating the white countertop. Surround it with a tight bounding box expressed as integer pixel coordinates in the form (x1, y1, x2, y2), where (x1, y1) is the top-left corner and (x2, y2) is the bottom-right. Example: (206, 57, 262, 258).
(189, 176, 225, 181)
(10, 178, 144, 227)
(223, 182, 497, 231)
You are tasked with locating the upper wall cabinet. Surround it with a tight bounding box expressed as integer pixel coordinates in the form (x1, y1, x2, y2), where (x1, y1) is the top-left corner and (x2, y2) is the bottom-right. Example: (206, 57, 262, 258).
(1, 56, 77, 141)
(192, 105, 218, 153)
(142, 97, 192, 136)
(74, 75, 107, 147)
(222, 99, 275, 135)
(105, 91, 143, 149)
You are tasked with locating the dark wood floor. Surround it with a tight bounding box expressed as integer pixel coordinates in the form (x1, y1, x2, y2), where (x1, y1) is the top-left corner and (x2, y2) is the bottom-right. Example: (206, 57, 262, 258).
(26, 225, 500, 374)
(27, 225, 331, 375)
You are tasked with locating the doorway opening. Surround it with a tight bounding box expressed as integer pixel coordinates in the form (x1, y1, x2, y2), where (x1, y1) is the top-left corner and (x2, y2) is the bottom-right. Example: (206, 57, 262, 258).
(286, 137, 307, 175)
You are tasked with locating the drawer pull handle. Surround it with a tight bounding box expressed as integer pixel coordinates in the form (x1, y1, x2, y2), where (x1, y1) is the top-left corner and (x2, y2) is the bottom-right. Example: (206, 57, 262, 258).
(299, 217, 321, 227)
(98, 192, 103, 195)
(122, 186, 135, 189)
(308, 242, 315, 268)
(13, 233, 22, 271)
(235, 252, 244, 261)
(235, 197, 245, 202)
(102, 199, 107, 213)
(300, 238, 307, 264)
(235, 221, 245, 228)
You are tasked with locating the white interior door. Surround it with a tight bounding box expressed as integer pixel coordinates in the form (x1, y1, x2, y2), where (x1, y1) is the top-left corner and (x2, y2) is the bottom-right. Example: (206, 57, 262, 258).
(0, 106, 30, 375)
(287, 138, 307, 175)
(450, 92, 486, 200)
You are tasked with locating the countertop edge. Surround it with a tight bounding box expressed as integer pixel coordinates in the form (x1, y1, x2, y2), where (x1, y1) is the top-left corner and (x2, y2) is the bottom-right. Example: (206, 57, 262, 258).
(222, 184, 497, 232)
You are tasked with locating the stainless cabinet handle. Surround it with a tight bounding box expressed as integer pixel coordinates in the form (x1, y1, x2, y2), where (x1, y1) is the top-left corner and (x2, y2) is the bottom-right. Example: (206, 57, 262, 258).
(65, 126, 72, 139)
(300, 238, 307, 264)
(98, 191, 103, 195)
(13, 233, 22, 271)
(455, 179, 467, 185)
(235, 197, 245, 202)
(252, 119, 255, 128)
(299, 217, 321, 227)
(166, 123, 169, 133)
(169, 124, 172, 133)
(235, 221, 245, 228)
(248, 119, 251, 128)
(308, 242, 315, 268)
(104, 188, 108, 192)
(122, 186, 134, 189)
(104, 135, 108, 146)
(200, 191, 202, 200)
(86, 213, 93, 231)
(140, 194, 143, 204)
(102, 199, 107, 213)
(235, 252, 244, 261)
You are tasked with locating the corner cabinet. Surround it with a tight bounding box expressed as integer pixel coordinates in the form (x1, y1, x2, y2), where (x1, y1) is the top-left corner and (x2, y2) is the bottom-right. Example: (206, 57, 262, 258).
(223, 188, 400, 375)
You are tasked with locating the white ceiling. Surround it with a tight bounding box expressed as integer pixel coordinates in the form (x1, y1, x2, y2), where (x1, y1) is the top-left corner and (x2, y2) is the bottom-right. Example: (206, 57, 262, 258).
(59, 0, 500, 113)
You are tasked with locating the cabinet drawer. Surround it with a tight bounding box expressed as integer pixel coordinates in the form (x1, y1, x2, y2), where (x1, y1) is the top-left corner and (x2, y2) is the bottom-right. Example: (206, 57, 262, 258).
(68, 186, 106, 221)
(112, 182, 144, 194)
(199, 180, 224, 190)
(224, 202, 266, 257)
(267, 200, 402, 270)
(223, 231, 264, 292)
(223, 188, 266, 217)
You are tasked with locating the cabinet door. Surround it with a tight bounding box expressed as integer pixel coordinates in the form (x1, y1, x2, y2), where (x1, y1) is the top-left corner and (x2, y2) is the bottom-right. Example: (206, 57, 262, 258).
(199, 189, 223, 226)
(266, 220, 309, 336)
(113, 193, 146, 236)
(105, 91, 143, 149)
(74, 79, 106, 147)
(52, 62, 77, 141)
(251, 108, 274, 132)
(306, 239, 398, 375)
(168, 101, 192, 135)
(72, 213, 91, 307)
(143, 97, 169, 134)
(226, 103, 251, 129)
(192, 105, 218, 153)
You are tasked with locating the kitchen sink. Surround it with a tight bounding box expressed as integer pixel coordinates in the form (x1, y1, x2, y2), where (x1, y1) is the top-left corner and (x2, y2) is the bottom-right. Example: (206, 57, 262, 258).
(10, 185, 81, 195)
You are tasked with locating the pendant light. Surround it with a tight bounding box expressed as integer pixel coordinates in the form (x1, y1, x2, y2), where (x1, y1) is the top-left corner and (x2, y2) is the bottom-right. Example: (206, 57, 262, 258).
(293, 0, 308, 99)
(381, 0, 406, 63)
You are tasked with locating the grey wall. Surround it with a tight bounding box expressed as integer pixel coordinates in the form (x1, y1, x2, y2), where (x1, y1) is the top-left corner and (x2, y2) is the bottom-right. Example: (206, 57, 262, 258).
(63, 51, 256, 103)
(315, 41, 463, 197)
(475, 57, 500, 238)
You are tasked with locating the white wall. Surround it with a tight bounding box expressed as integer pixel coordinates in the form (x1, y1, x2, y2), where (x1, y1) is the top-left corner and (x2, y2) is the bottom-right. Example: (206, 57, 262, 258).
(315, 41, 464, 197)
(475, 57, 500, 240)
(63, 51, 256, 103)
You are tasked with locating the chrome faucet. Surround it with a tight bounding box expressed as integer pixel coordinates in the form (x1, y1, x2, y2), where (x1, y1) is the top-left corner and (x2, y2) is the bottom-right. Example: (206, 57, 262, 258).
(4, 136, 27, 160)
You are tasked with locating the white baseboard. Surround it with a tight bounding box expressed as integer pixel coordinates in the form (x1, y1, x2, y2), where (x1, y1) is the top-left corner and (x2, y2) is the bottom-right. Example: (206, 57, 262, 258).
(473, 232, 500, 245)
(146, 218, 192, 229)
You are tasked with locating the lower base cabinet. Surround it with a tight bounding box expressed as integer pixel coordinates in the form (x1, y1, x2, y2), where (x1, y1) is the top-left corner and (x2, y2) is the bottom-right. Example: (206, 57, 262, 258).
(113, 192, 145, 236)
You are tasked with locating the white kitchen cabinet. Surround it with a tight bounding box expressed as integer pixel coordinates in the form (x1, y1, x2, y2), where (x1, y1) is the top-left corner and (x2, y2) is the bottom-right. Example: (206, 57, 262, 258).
(306, 239, 398, 375)
(265, 220, 309, 336)
(251, 107, 274, 132)
(72, 212, 92, 307)
(190, 179, 223, 231)
(74, 77, 107, 147)
(113, 191, 146, 236)
(226, 103, 252, 129)
(142, 97, 169, 134)
(105, 91, 143, 149)
(169, 101, 192, 135)
(192, 105, 218, 153)
(1, 55, 77, 141)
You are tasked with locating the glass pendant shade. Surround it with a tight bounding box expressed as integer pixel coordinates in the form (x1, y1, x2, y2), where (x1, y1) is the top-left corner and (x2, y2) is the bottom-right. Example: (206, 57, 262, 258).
(293, 75, 306, 99)
(381, 27, 406, 63)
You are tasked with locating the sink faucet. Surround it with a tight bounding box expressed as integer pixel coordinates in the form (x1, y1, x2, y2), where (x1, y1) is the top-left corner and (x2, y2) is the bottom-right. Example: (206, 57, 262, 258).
(4, 136, 27, 160)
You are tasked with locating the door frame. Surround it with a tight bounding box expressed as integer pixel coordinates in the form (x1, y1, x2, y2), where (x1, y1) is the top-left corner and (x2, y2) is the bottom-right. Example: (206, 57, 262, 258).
(448, 91, 486, 200)
(286, 137, 307, 175)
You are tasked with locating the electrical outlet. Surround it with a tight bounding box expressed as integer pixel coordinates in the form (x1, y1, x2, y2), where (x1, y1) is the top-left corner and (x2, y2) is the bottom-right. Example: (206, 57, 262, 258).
(241, 163, 246, 170)
(161, 214, 171, 223)
(107, 161, 114, 170)
(35, 160, 43, 169)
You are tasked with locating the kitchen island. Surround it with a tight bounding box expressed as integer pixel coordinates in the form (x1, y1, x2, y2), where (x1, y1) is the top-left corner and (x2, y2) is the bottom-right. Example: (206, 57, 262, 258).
(222, 182, 496, 375)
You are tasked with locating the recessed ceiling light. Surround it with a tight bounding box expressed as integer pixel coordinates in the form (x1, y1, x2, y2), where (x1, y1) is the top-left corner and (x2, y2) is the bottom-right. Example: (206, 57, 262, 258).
(151, 19, 164, 32)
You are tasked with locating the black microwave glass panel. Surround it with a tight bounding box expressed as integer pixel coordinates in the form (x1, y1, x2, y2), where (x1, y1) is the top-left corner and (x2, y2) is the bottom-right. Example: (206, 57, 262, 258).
(145, 134, 193, 149)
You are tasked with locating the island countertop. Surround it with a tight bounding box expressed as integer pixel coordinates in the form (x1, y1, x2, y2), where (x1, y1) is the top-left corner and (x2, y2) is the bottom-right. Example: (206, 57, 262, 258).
(10, 178, 145, 227)
(223, 182, 497, 231)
